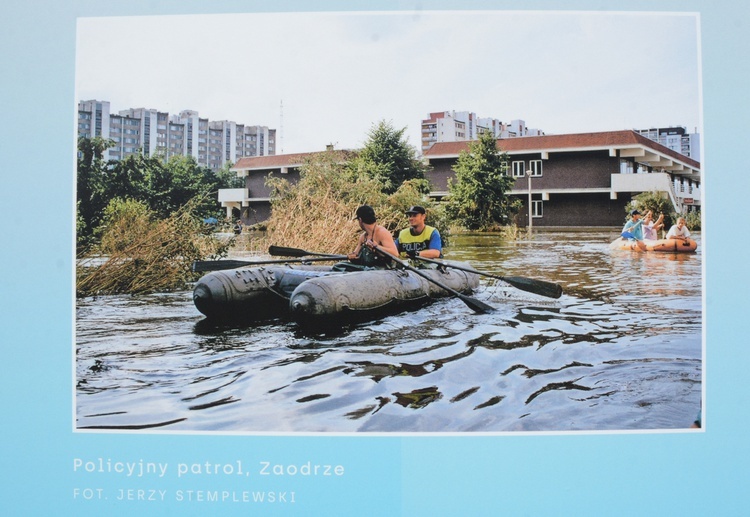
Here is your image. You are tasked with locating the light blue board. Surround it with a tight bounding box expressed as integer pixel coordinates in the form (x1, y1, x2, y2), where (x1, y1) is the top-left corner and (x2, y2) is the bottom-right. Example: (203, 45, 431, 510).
(1, 1, 745, 515)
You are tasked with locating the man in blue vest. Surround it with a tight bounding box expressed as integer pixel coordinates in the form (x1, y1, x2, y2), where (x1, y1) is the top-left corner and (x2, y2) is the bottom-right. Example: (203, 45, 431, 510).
(394, 205, 443, 261)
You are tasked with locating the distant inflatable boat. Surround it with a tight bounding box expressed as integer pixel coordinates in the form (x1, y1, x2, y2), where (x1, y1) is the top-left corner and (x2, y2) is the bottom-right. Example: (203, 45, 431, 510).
(609, 238, 697, 253)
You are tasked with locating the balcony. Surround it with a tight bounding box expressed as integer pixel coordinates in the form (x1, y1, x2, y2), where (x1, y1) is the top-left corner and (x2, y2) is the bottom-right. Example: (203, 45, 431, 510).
(217, 188, 249, 219)
(218, 188, 249, 203)
(611, 172, 701, 210)
(611, 172, 674, 194)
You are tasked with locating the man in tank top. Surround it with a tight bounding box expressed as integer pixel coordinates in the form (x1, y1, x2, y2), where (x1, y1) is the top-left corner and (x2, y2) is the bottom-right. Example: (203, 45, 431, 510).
(346, 205, 399, 267)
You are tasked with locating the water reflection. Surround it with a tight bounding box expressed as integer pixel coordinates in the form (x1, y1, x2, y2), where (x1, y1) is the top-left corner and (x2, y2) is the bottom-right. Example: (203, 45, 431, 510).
(76, 231, 702, 433)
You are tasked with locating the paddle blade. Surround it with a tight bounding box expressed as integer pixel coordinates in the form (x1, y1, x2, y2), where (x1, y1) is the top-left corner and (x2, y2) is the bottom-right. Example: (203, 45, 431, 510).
(192, 259, 251, 272)
(457, 293, 495, 314)
(268, 245, 310, 257)
(268, 245, 347, 259)
(501, 276, 563, 299)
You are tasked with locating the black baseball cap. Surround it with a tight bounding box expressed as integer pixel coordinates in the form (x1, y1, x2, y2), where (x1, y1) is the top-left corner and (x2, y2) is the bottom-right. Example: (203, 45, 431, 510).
(405, 205, 426, 215)
(630, 209, 641, 216)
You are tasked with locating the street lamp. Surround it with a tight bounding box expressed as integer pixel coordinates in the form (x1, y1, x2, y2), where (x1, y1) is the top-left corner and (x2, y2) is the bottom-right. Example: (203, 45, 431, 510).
(526, 169, 533, 232)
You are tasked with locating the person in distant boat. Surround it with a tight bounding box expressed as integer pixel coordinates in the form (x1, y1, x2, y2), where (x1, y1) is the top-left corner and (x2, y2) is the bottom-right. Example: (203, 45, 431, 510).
(666, 217, 691, 243)
(642, 210, 664, 240)
(621, 209, 647, 251)
(621, 209, 644, 240)
(347, 205, 399, 267)
(394, 205, 443, 261)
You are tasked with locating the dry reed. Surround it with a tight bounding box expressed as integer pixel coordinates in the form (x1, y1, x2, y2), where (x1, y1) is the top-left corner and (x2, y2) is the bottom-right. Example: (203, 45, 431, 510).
(261, 152, 417, 255)
(76, 198, 231, 296)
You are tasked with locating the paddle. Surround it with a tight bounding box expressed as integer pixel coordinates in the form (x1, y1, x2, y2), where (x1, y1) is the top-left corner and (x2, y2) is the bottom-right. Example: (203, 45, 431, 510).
(192, 256, 347, 273)
(268, 245, 345, 259)
(371, 245, 494, 314)
(411, 256, 563, 299)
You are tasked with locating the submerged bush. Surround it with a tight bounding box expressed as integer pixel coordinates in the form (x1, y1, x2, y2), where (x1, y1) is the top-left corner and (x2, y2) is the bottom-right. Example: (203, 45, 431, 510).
(76, 197, 232, 296)
(684, 210, 702, 231)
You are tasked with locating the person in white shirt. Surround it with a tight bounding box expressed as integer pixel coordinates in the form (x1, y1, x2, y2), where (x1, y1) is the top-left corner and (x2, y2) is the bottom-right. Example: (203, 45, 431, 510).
(666, 217, 691, 243)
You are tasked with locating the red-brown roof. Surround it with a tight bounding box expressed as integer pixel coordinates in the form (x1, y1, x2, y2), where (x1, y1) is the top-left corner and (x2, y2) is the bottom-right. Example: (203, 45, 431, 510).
(424, 129, 700, 169)
(232, 152, 319, 171)
(232, 149, 358, 171)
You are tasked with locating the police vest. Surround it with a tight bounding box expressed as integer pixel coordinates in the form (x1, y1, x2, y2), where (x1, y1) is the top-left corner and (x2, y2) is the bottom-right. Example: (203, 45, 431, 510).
(397, 225, 441, 257)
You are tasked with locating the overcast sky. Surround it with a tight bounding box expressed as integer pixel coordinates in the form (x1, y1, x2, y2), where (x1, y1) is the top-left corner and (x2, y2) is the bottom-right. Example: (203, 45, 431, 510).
(76, 10, 701, 155)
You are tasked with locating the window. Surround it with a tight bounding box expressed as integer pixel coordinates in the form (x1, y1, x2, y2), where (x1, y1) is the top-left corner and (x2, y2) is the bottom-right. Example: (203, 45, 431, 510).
(529, 160, 543, 177)
(500, 162, 510, 176)
(512, 161, 525, 178)
(532, 200, 543, 218)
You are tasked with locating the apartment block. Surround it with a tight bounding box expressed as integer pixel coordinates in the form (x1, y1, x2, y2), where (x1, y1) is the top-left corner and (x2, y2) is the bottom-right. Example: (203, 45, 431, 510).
(77, 100, 276, 170)
(635, 126, 700, 161)
(421, 110, 545, 154)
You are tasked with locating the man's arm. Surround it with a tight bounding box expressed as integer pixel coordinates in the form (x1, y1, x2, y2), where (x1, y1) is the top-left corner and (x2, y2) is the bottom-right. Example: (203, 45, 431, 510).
(418, 230, 442, 259)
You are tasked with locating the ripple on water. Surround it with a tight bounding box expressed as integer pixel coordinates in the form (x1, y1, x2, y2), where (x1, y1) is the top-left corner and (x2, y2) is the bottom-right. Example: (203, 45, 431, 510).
(75, 232, 702, 432)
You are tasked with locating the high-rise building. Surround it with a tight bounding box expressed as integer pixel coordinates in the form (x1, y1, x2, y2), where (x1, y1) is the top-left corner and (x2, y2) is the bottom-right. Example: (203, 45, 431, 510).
(634, 126, 700, 161)
(421, 110, 544, 153)
(77, 100, 276, 169)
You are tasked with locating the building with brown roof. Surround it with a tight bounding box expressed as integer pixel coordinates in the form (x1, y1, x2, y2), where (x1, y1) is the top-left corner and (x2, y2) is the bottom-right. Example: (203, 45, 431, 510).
(424, 130, 701, 228)
(219, 130, 700, 228)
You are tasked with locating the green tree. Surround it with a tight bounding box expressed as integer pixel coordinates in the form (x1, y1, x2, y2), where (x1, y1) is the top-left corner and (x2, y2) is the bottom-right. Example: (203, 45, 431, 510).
(77, 136, 115, 251)
(104, 154, 219, 219)
(350, 120, 427, 194)
(104, 153, 150, 202)
(77, 137, 229, 251)
(445, 130, 520, 230)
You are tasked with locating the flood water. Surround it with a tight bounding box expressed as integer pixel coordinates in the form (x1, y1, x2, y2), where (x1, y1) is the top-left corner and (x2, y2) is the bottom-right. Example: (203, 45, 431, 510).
(75, 231, 703, 433)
